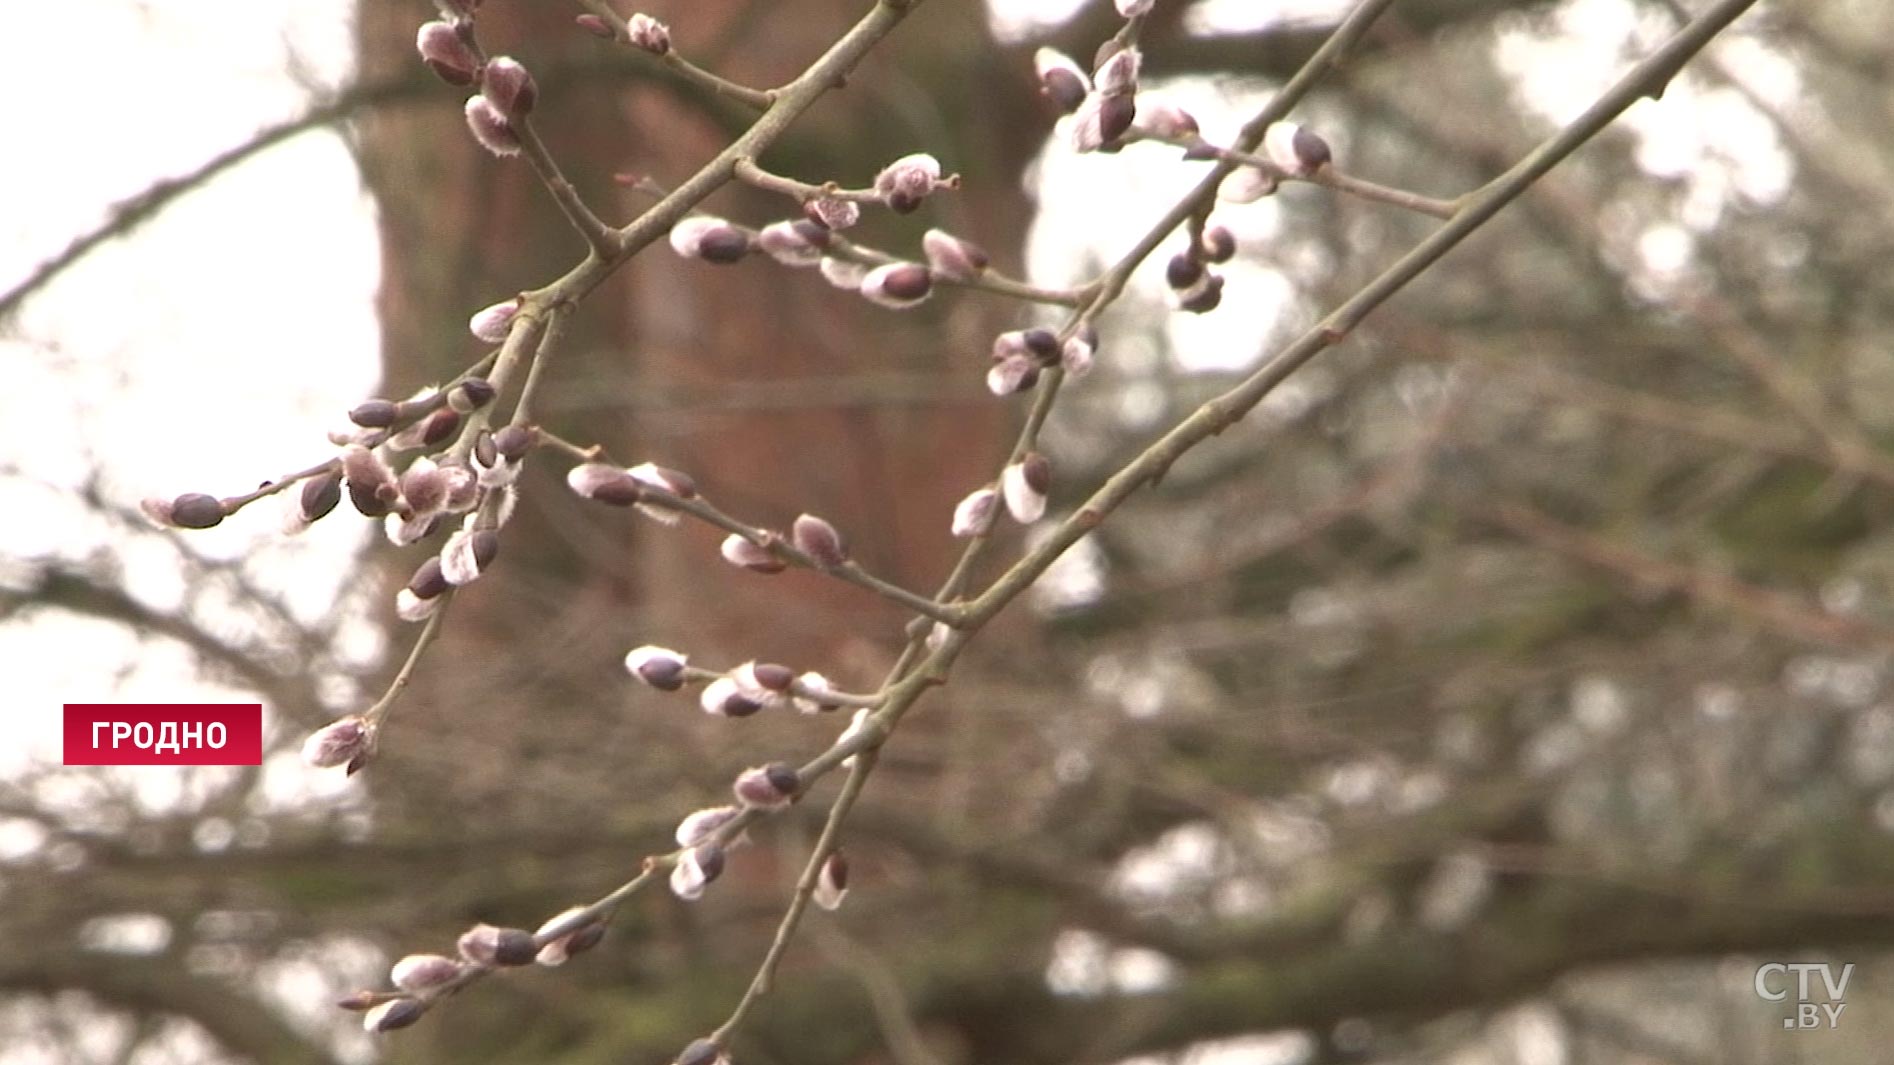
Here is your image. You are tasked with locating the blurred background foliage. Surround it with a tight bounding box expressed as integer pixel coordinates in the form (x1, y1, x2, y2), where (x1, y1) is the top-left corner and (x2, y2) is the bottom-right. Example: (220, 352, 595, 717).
(5, 0, 1894, 1063)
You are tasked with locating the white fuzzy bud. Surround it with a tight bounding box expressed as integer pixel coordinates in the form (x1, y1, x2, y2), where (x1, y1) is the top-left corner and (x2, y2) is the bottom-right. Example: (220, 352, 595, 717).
(873, 153, 945, 213)
(813, 850, 850, 911)
(625, 645, 688, 690)
(818, 256, 869, 290)
(1263, 121, 1332, 176)
(1002, 452, 1051, 523)
(469, 299, 520, 343)
(676, 805, 742, 848)
(921, 229, 989, 281)
(720, 534, 784, 574)
(951, 488, 1000, 538)
(391, 954, 462, 995)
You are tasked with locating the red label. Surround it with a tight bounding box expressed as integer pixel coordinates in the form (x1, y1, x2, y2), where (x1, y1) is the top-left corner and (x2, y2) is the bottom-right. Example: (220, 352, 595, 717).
(64, 704, 264, 766)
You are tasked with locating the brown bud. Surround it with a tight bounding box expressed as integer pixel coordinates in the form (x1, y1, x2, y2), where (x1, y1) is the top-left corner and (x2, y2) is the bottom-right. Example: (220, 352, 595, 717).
(734, 762, 801, 808)
(751, 662, 796, 692)
(702, 227, 751, 263)
(568, 463, 643, 505)
(1167, 252, 1204, 290)
(699, 677, 764, 717)
(564, 920, 607, 957)
(441, 527, 499, 586)
(1043, 69, 1088, 112)
(363, 997, 427, 1033)
(169, 493, 226, 529)
(421, 408, 461, 447)
(626, 646, 690, 690)
(1200, 225, 1236, 263)
(790, 218, 834, 248)
(348, 479, 390, 518)
(492, 424, 535, 461)
(791, 513, 848, 567)
(690, 842, 726, 883)
(1034, 48, 1090, 113)
(481, 57, 538, 120)
(1098, 93, 1137, 144)
(670, 842, 727, 900)
(1021, 328, 1061, 365)
(860, 263, 933, 309)
(458, 923, 539, 968)
(416, 21, 479, 86)
(349, 399, 400, 428)
(300, 470, 343, 523)
(450, 377, 496, 413)
(873, 153, 944, 213)
(1179, 273, 1225, 314)
(1003, 452, 1052, 523)
(1292, 125, 1332, 170)
(814, 850, 850, 910)
(408, 556, 449, 600)
(669, 217, 751, 262)
(986, 355, 1040, 397)
(1264, 121, 1332, 175)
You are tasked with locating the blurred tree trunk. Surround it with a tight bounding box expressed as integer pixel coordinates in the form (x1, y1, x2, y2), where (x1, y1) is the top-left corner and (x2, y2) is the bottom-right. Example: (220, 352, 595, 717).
(352, 1, 1041, 1059)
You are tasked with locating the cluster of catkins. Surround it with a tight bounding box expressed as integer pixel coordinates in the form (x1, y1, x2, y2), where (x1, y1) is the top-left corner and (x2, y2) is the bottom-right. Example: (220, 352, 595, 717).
(344, 786, 847, 1038)
(667, 152, 965, 311)
(141, 360, 526, 774)
(151, 0, 1315, 1059)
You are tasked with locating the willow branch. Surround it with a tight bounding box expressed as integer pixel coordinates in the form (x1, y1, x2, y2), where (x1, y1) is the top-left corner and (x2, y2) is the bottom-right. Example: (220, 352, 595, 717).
(962, 0, 1760, 631)
(573, 0, 773, 110)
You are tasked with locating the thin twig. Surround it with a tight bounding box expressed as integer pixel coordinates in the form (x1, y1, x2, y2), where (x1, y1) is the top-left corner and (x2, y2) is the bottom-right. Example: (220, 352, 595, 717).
(217, 349, 502, 514)
(733, 157, 886, 204)
(963, 0, 1761, 631)
(362, 602, 452, 731)
(515, 123, 619, 254)
(510, 307, 572, 428)
(0, 78, 436, 321)
(537, 431, 960, 623)
(573, 0, 774, 110)
(823, 234, 1086, 307)
(1172, 138, 1460, 220)
(711, 750, 879, 1045)
(347, 0, 1763, 1048)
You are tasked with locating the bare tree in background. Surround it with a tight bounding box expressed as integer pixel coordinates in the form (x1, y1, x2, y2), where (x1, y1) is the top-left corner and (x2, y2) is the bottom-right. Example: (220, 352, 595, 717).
(10, 1, 1894, 1064)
